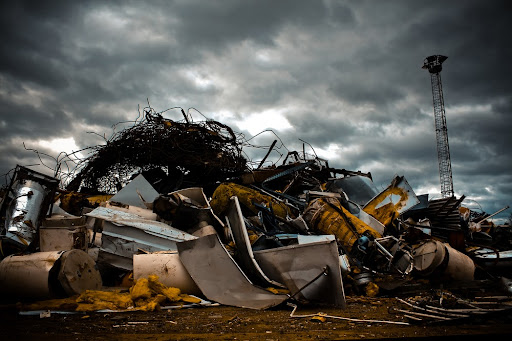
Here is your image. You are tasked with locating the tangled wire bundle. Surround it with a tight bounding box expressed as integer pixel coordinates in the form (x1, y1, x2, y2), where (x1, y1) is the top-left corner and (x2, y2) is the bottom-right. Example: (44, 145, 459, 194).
(66, 108, 247, 194)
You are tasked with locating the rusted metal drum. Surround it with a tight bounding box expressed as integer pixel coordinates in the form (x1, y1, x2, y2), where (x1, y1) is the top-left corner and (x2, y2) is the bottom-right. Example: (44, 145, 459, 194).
(412, 240, 446, 276)
(443, 243, 475, 281)
(413, 240, 475, 281)
(133, 252, 202, 296)
(0, 250, 102, 300)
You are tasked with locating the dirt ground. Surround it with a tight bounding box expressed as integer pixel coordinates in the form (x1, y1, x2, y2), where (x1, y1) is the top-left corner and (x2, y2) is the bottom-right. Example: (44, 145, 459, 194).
(1, 295, 511, 341)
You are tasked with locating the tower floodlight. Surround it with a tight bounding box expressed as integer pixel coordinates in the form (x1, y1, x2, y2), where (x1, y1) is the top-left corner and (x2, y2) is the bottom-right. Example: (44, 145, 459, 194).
(423, 55, 454, 198)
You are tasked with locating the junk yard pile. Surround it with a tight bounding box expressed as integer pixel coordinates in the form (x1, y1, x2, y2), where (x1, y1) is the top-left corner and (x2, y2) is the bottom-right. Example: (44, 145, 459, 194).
(1, 107, 511, 338)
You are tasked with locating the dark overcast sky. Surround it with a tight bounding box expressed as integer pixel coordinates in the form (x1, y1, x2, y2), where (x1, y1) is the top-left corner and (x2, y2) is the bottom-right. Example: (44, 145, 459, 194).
(1, 0, 511, 221)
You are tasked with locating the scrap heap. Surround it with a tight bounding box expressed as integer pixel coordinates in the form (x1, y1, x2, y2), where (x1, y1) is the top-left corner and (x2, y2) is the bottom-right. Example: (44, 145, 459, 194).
(0, 107, 511, 316)
(65, 107, 246, 195)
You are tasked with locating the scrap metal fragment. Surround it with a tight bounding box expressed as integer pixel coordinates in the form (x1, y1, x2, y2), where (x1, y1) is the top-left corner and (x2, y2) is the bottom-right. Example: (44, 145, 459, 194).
(325, 175, 379, 207)
(1, 165, 59, 248)
(226, 195, 285, 288)
(133, 252, 202, 296)
(86, 206, 197, 270)
(109, 174, 159, 209)
(0, 250, 101, 300)
(303, 197, 381, 253)
(254, 237, 346, 308)
(363, 175, 420, 227)
(39, 215, 88, 252)
(153, 187, 224, 234)
(177, 234, 288, 310)
(288, 303, 409, 325)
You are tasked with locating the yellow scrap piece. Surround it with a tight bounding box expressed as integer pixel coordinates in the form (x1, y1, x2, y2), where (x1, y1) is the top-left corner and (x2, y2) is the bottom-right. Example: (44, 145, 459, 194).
(210, 182, 295, 219)
(303, 197, 381, 252)
(145, 274, 201, 304)
(147, 274, 181, 301)
(363, 185, 410, 227)
(86, 194, 114, 206)
(365, 282, 380, 297)
(22, 275, 199, 312)
(265, 287, 290, 295)
(248, 230, 260, 244)
(179, 294, 201, 304)
(60, 192, 87, 215)
(311, 314, 327, 323)
(130, 277, 153, 300)
(76, 290, 134, 311)
(134, 294, 167, 311)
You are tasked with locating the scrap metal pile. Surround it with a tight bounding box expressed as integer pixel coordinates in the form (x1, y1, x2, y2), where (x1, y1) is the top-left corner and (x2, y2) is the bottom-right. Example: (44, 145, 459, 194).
(1, 108, 511, 317)
(65, 107, 246, 195)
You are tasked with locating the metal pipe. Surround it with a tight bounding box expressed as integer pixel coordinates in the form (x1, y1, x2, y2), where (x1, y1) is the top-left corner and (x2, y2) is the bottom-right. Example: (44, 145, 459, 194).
(288, 303, 409, 325)
(257, 140, 277, 170)
(475, 205, 510, 223)
(289, 266, 328, 300)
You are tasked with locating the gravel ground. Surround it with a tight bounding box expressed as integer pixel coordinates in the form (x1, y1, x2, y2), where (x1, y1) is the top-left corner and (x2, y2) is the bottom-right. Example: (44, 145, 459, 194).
(2, 296, 512, 340)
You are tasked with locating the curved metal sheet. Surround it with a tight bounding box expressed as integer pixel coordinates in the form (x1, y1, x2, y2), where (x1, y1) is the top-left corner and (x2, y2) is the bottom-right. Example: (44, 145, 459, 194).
(177, 234, 288, 310)
(226, 196, 285, 288)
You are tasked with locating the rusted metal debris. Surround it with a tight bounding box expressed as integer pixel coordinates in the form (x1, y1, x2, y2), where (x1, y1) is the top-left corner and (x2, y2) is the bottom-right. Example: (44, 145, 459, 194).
(0, 106, 511, 315)
(65, 107, 247, 195)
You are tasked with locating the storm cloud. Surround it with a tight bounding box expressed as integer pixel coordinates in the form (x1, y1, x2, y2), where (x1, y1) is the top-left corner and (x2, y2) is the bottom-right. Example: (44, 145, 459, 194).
(1, 0, 511, 221)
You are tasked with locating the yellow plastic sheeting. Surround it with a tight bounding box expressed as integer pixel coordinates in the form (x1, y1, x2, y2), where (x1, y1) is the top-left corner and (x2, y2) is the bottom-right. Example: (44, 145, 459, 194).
(210, 182, 295, 219)
(303, 197, 381, 253)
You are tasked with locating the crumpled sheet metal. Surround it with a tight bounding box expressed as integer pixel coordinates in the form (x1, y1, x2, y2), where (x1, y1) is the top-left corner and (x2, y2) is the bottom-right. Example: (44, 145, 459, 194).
(177, 233, 289, 310)
(253, 238, 346, 308)
(363, 176, 420, 226)
(5, 180, 46, 244)
(346, 200, 385, 235)
(153, 187, 225, 233)
(109, 174, 159, 209)
(86, 206, 196, 241)
(1, 165, 60, 247)
(325, 175, 379, 207)
(363, 175, 420, 227)
(226, 195, 286, 288)
(86, 206, 197, 270)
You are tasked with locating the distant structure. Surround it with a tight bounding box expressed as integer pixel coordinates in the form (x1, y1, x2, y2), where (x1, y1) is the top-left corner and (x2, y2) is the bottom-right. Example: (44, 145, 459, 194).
(422, 55, 454, 198)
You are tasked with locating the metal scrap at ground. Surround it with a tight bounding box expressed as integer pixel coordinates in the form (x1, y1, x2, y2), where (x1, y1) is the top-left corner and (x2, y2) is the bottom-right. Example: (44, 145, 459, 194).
(0, 106, 511, 326)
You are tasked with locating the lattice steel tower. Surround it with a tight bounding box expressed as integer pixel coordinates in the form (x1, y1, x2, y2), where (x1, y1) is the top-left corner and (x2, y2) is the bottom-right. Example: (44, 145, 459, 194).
(422, 55, 454, 198)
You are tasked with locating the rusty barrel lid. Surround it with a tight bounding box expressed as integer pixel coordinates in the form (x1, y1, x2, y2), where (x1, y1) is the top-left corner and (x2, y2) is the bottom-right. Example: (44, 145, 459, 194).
(412, 240, 446, 275)
(57, 249, 102, 296)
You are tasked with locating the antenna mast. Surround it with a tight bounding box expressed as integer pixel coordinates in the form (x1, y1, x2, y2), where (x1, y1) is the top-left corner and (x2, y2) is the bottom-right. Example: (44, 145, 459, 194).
(423, 55, 454, 198)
